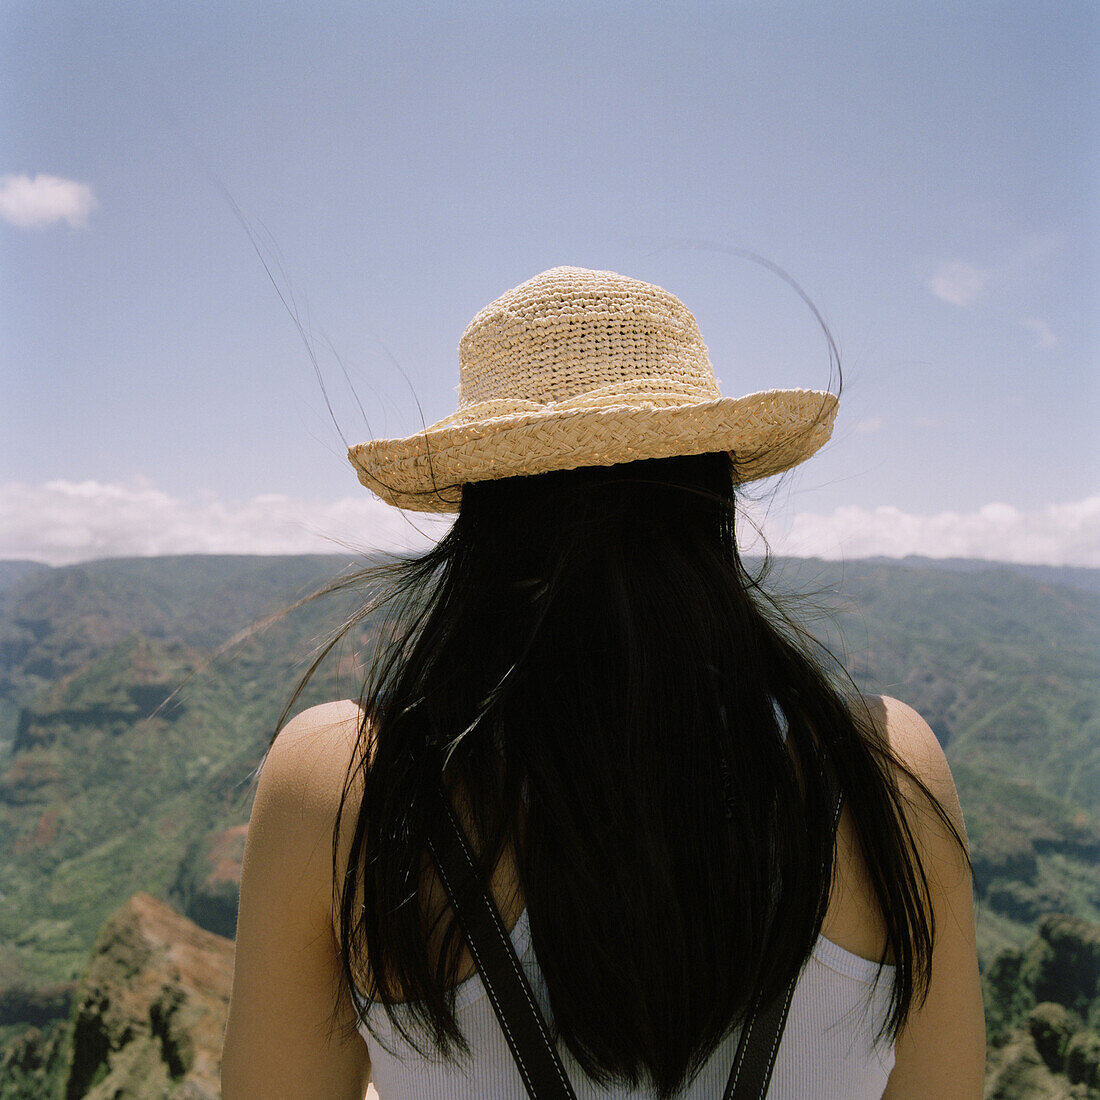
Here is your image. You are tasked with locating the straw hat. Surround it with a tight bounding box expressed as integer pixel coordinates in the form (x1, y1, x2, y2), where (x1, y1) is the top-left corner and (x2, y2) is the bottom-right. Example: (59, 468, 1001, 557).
(348, 267, 838, 512)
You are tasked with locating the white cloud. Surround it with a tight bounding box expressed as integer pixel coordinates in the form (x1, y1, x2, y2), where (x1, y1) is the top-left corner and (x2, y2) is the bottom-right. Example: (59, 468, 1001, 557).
(927, 261, 991, 307)
(0, 173, 97, 229)
(766, 496, 1100, 567)
(3, 481, 1098, 569)
(0, 480, 452, 566)
(853, 416, 883, 434)
(1020, 317, 1057, 348)
(927, 235, 1062, 311)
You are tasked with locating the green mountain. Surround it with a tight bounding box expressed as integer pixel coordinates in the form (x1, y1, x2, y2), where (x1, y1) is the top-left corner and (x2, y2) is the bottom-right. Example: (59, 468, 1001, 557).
(0, 562, 50, 595)
(0, 555, 372, 989)
(0, 553, 1096, 1028)
(867, 555, 1100, 596)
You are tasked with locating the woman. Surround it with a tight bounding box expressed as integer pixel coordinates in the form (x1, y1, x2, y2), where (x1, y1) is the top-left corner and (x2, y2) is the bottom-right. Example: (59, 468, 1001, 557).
(222, 267, 985, 1098)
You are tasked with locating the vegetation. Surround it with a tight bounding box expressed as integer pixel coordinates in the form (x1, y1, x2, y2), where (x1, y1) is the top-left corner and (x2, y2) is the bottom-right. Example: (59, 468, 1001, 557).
(0, 554, 372, 987)
(0, 552, 1096, 1097)
(983, 914, 1100, 1095)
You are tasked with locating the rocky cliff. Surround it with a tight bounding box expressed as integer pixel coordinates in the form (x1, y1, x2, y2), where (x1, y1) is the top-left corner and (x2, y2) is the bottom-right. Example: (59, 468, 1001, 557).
(0, 892, 385, 1100)
(6, 892, 237, 1100)
(169, 825, 247, 940)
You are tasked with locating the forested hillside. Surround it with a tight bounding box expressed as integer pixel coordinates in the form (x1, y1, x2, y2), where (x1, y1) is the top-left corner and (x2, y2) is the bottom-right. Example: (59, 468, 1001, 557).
(0, 553, 1096, 1097)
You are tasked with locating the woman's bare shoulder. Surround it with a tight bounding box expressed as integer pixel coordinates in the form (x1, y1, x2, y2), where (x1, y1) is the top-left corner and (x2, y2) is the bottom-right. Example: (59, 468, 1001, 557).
(257, 699, 367, 824)
(861, 693, 967, 841)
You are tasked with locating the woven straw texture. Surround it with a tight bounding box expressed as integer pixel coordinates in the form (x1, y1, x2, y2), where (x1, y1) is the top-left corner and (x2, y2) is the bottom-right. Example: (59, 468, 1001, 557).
(348, 267, 838, 512)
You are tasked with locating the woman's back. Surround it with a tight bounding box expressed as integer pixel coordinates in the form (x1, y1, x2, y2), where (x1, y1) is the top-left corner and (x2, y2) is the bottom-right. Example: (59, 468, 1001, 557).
(359, 710, 901, 1098)
(358, 905, 897, 1098)
(223, 691, 982, 1097)
(376, 716, 894, 999)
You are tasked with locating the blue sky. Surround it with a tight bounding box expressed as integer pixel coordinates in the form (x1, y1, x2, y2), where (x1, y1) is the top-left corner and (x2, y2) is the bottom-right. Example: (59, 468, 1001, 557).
(2, 0, 1097, 565)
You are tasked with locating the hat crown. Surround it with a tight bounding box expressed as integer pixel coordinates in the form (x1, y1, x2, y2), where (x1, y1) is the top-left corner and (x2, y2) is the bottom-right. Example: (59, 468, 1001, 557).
(456, 267, 719, 410)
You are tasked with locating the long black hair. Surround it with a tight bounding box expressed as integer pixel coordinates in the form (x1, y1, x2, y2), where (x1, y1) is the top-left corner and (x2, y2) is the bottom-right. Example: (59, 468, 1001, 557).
(325, 450, 965, 1098)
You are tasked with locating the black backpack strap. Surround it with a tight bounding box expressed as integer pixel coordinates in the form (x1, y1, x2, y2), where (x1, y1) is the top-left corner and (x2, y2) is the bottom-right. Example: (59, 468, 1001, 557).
(427, 791, 579, 1100)
(723, 766, 845, 1099)
(723, 973, 800, 1098)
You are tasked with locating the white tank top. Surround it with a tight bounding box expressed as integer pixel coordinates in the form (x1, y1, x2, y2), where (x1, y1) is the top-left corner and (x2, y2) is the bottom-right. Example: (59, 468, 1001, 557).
(357, 907, 896, 1098)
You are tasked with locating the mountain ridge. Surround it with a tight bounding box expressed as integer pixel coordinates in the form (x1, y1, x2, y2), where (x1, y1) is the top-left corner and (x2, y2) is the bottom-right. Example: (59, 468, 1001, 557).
(0, 552, 1095, 1046)
(5, 551, 1098, 592)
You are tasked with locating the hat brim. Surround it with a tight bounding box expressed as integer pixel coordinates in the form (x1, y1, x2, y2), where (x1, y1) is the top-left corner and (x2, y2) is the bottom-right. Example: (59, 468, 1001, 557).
(348, 389, 838, 513)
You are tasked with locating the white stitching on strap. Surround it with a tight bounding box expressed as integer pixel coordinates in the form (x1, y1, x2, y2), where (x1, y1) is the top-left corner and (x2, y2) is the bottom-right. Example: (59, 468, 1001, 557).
(761, 976, 799, 1089)
(427, 833, 539, 1099)
(728, 999, 760, 1091)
